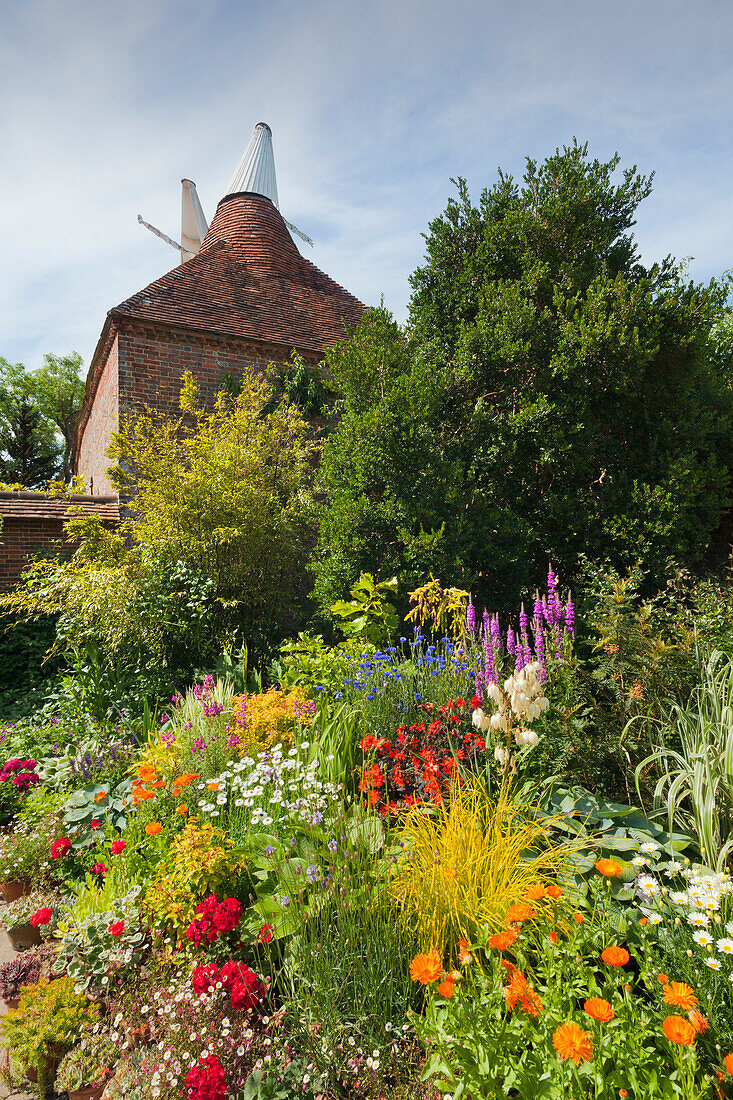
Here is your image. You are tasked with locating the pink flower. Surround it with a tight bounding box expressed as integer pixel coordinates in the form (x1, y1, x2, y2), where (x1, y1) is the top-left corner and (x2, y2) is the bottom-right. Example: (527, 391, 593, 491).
(30, 907, 53, 927)
(110, 840, 126, 855)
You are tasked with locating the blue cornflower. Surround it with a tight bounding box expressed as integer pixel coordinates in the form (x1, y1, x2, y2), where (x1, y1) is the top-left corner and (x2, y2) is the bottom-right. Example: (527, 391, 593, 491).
(366, 693, 376, 700)
(399, 637, 407, 643)
(315, 685, 324, 692)
(335, 692, 343, 700)
(415, 692, 422, 701)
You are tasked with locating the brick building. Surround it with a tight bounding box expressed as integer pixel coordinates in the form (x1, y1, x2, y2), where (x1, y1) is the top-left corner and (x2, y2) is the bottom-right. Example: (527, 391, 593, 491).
(73, 122, 366, 496)
(0, 492, 119, 591)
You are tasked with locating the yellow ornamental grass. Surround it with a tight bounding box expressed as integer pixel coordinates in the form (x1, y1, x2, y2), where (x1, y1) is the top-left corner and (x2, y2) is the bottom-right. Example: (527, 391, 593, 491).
(230, 688, 315, 755)
(384, 777, 576, 957)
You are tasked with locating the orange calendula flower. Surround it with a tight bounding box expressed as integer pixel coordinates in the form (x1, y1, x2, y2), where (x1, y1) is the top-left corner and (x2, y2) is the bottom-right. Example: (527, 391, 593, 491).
(662, 1015, 696, 1046)
(595, 858, 623, 877)
(94, 792, 108, 804)
(687, 1010, 708, 1035)
(409, 950, 442, 985)
(489, 930, 518, 951)
(133, 790, 155, 801)
(207, 782, 221, 792)
(657, 973, 669, 984)
(177, 805, 188, 815)
(552, 1022, 593, 1065)
(174, 775, 192, 787)
(524, 883, 547, 901)
(573, 912, 584, 924)
(136, 765, 157, 782)
(663, 982, 697, 1010)
(504, 902, 536, 926)
(438, 978, 455, 998)
(151, 780, 167, 789)
(601, 946, 629, 967)
(584, 998, 615, 1023)
(619, 1091, 628, 1098)
(145, 822, 162, 835)
(639, 917, 648, 926)
(456, 939, 472, 965)
(724, 1053, 733, 1075)
(519, 987, 543, 1018)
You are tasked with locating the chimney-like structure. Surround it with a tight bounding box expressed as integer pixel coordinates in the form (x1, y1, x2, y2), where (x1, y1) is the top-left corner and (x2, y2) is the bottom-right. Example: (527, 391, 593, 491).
(74, 123, 366, 496)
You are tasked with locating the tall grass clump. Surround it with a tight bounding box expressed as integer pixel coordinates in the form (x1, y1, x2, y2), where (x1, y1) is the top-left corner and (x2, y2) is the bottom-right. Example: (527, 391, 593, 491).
(385, 775, 575, 957)
(635, 647, 733, 870)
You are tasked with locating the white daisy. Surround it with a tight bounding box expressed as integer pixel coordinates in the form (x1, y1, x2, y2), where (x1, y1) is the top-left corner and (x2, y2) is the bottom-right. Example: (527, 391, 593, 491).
(705, 957, 723, 971)
(687, 912, 710, 928)
(693, 930, 714, 947)
(632, 856, 648, 868)
(670, 891, 688, 906)
(640, 842, 660, 854)
(716, 938, 733, 955)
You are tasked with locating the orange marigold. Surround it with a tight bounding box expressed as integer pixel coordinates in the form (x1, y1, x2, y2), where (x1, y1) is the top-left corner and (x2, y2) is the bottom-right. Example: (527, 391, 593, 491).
(574, 912, 584, 924)
(584, 998, 615, 1023)
(657, 973, 669, 984)
(546, 883, 563, 899)
(687, 1010, 708, 1035)
(504, 969, 529, 1011)
(94, 792, 108, 803)
(663, 982, 697, 1010)
(145, 822, 162, 835)
(409, 950, 442, 985)
(438, 978, 455, 998)
(133, 790, 155, 801)
(504, 902, 536, 926)
(518, 987, 543, 1018)
(524, 882, 547, 901)
(207, 782, 221, 791)
(151, 780, 167, 789)
(619, 1091, 628, 1098)
(663, 1015, 696, 1046)
(553, 1022, 593, 1065)
(136, 765, 157, 782)
(595, 858, 623, 877)
(456, 938, 472, 965)
(601, 946, 629, 967)
(724, 1053, 733, 1075)
(489, 930, 519, 951)
(177, 805, 188, 815)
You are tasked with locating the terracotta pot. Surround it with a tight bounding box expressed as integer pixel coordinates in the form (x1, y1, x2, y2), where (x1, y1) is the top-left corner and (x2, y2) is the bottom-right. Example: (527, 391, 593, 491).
(7, 922, 43, 951)
(25, 1054, 59, 1084)
(68, 1085, 106, 1100)
(0, 879, 32, 903)
(2, 995, 20, 1009)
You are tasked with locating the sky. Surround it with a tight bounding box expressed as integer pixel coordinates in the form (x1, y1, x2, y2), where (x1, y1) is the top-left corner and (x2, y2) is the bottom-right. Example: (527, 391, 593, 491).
(2, 0, 732, 375)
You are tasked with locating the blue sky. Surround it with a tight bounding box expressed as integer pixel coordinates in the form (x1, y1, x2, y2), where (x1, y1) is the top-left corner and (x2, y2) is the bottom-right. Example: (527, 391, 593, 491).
(2, 0, 732, 374)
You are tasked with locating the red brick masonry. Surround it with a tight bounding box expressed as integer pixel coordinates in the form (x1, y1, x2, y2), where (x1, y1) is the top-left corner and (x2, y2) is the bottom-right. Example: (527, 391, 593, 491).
(0, 493, 119, 592)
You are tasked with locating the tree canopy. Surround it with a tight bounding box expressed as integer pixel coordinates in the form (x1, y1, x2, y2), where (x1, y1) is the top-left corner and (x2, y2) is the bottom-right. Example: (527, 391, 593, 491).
(0, 353, 85, 487)
(311, 141, 733, 613)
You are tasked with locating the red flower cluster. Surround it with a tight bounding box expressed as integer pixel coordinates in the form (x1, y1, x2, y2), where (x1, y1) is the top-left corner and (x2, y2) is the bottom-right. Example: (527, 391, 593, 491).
(110, 840, 126, 855)
(185, 1053, 227, 1100)
(30, 907, 53, 927)
(91, 862, 108, 876)
(185, 894, 243, 947)
(256, 922, 275, 944)
(191, 959, 264, 1011)
(1, 759, 40, 791)
(358, 698, 488, 814)
(51, 837, 72, 860)
(108, 921, 125, 937)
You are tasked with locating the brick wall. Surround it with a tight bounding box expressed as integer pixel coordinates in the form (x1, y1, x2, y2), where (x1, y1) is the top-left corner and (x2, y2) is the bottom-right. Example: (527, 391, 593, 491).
(75, 319, 320, 493)
(0, 517, 74, 591)
(0, 494, 119, 592)
(77, 332, 119, 496)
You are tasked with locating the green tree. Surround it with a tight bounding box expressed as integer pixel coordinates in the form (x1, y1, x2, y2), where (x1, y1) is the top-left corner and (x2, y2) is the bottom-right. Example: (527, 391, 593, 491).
(1, 373, 317, 673)
(0, 358, 62, 486)
(312, 142, 733, 613)
(28, 353, 86, 482)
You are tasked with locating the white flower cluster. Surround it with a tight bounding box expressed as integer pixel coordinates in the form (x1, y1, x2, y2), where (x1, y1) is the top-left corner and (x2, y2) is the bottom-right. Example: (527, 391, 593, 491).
(472, 661, 549, 762)
(198, 743, 341, 829)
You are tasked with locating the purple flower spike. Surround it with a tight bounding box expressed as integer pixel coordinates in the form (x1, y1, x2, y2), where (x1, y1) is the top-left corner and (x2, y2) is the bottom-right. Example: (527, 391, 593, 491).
(507, 628, 516, 657)
(564, 593, 575, 638)
(466, 600, 476, 634)
(482, 609, 490, 637)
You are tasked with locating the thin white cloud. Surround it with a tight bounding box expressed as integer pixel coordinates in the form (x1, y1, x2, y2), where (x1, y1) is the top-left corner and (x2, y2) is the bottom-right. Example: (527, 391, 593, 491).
(2, 0, 733, 374)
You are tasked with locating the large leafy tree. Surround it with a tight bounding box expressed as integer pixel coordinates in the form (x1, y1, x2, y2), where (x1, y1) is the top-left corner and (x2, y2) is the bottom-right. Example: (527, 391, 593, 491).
(312, 141, 733, 612)
(0, 360, 62, 486)
(0, 353, 85, 486)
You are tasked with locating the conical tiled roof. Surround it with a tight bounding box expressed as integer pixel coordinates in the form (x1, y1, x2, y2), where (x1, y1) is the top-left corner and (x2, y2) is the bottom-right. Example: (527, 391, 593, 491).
(111, 192, 365, 352)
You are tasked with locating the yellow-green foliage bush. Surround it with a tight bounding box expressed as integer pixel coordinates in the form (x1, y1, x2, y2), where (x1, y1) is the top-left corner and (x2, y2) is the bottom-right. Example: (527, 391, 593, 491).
(385, 778, 574, 957)
(229, 687, 315, 754)
(141, 823, 243, 932)
(0, 976, 95, 1093)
